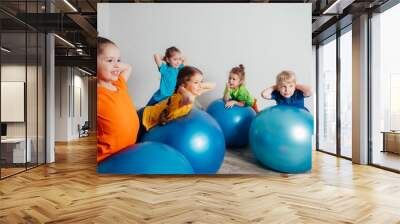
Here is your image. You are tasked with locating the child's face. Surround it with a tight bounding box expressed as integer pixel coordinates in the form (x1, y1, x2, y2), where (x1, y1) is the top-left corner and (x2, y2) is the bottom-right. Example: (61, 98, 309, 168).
(184, 73, 203, 96)
(278, 81, 296, 98)
(97, 44, 121, 82)
(228, 73, 242, 89)
(166, 52, 183, 68)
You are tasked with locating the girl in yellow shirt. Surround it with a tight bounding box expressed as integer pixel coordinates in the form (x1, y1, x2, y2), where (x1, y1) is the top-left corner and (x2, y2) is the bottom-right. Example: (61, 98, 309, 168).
(141, 66, 215, 131)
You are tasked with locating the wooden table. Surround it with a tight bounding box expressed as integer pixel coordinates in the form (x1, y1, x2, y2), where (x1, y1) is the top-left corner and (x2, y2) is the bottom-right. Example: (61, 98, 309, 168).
(381, 131, 400, 154)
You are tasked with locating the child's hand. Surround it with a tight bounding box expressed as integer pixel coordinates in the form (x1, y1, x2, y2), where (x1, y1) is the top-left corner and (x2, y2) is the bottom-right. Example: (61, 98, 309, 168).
(261, 85, 275, 100)
(197, 82, 216, 95)
(178, 86, 195, 105)
(226, 81, 231, 90)
(119, 63, 131, 72)
(225, 100, 237, 108)
(178, 85, 190, 96)
(295, 84, 313, 97)
(119, 63, 132, 81)
(182, 56, 187, 65)
(154, 53, 163, 68)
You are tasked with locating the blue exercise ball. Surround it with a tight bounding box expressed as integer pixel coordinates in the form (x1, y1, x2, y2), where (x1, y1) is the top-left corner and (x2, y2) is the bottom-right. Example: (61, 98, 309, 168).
(249, 105, 314, 173)
(142, 109, 225, 174)
(207, 99, 256, 147)
(97, 142, 194, 174)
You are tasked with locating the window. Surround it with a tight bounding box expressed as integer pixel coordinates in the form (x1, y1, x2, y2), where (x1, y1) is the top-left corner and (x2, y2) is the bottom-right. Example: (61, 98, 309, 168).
(317, 37, 337, 155)
(0, 1, 46, 179)
(339, 29, 352, 158)
(370, 2, 400, 171)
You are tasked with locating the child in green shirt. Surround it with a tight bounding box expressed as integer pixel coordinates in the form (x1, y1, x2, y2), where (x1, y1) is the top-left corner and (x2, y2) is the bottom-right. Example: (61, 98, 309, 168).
(223, 64, 259, 112)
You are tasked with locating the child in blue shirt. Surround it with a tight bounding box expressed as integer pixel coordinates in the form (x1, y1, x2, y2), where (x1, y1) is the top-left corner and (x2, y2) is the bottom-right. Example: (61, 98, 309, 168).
(261, 70, 312, 110)
(146, 46, 186, 106)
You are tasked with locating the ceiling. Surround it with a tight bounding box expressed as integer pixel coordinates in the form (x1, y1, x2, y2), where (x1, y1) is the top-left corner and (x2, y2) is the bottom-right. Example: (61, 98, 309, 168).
(0, 0, 392, 72)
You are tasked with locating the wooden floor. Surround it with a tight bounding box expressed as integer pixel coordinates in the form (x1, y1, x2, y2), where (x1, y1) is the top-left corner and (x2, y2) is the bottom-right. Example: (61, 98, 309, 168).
(1, 136, 400, 223)
(1, 163, 45, 178)
(1, 167, 26, 178)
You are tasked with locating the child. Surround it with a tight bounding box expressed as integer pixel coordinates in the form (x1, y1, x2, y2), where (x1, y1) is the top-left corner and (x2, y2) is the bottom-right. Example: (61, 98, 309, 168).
(261, 70, 312, 109)
(146, 46, 187, 106)
(141, 66, 215, 131)
(97, 37, 139, 163)
(223, 64, 259, 112)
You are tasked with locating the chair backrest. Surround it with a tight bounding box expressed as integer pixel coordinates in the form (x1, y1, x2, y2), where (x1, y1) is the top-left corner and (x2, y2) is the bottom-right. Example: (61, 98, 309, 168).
(82, 121, 90, 129)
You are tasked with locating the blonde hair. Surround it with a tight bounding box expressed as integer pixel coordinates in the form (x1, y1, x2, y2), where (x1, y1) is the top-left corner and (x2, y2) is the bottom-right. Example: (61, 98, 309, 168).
(276, 70, 296, 86)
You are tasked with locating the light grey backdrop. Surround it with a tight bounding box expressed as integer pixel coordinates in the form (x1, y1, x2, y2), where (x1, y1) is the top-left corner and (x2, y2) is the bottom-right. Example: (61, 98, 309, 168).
(98, 3, 313, 112)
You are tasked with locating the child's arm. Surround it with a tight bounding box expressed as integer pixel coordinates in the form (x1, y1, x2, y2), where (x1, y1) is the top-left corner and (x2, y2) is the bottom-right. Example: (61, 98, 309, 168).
(261, 85, 276, 99)
(223, 82, 231, 102)
(296, 84, 313, 97)
(225, 100, 245, 108)
(198, 82, 216, 95)
(120, 63, 132, 81)
(226, 86, 251, 108)
(182, 56, 187, 66)
(178, 82, 215, 106)
(154, 53, 163, 68)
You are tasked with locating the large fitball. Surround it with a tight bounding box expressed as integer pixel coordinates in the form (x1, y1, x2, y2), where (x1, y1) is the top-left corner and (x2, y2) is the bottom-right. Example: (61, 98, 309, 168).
(249, 105, 313, 173)
(142, 109, 225, 174)
(207, 99, 256, 147)
(97, 142, 194, 174)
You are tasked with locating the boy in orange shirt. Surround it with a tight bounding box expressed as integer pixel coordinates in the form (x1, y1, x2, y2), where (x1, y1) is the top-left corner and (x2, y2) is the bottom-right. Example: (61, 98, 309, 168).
(97, 37, 139, 162)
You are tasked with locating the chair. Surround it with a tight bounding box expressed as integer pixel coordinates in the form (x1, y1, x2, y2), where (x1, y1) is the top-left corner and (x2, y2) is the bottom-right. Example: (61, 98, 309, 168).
(78, 121, 90, 138)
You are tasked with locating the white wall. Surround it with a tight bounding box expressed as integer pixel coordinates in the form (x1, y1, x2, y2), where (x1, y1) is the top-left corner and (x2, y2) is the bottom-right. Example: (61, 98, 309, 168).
(98, 3, 313, 112)
(1, 83, 24, 123)
(55, 66, 69, 141)
(1, 65, 26, 140)
(1, 64, 46, 163)
(73, 73, 89, 138)
(1, 65, 37, 137)
(1, 65, 26, 82)
(55, 67, 89, 141)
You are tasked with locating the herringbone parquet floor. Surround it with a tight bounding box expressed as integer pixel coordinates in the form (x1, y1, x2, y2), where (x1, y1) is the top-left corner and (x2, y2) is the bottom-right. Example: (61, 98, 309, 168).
(1, 136, 400, 224)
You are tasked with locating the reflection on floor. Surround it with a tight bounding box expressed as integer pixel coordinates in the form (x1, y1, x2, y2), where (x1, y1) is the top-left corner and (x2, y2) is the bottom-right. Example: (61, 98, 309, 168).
(340, 147, 352, 159)
(0, 163, 41, 178)
(373, 150, 400, 171)
(0, 167, 25, 178)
